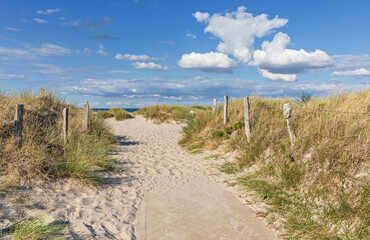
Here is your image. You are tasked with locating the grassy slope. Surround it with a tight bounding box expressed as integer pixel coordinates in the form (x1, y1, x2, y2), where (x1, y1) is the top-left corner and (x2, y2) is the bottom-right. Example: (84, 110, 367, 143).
(95, 107, 132, 121)
(0, 89, 117, 184)
(0, 89, 119, 239)
(140, 90, 369, 239)
(136, 104, 211, 123)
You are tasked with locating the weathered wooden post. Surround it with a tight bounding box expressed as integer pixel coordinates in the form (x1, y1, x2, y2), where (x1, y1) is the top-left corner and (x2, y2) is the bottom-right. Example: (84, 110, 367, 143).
(63, 108, 68, 143)
(14, 104, 24, 148)
(244, 97, 251, 142)
(223, 95, 228, 125)
(82, 101, 89, 131)
(38, 88, 45, 98)
(212, 99, 217, 113)
(283, 103, 296, 146)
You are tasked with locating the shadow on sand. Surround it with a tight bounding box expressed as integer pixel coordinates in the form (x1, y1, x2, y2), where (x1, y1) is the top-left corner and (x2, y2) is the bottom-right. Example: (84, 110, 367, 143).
(0, 134, 141, 239)
(114, 136, 142, 146)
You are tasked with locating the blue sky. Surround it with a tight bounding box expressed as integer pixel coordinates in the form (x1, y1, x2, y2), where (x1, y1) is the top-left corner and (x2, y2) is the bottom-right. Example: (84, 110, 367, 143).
(0, 0, 369, 108)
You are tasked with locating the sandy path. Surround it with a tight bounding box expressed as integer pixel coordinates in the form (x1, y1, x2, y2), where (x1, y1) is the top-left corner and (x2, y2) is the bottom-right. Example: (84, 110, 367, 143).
(112, 116, 277, 240)
(0, 115, 277, 240)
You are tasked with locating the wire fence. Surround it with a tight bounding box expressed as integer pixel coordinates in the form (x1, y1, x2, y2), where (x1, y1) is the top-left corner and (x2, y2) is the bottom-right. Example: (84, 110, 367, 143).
(294, 109, 368, 145)
(222, 96, 370, 146)
(301, 109, 370, 115)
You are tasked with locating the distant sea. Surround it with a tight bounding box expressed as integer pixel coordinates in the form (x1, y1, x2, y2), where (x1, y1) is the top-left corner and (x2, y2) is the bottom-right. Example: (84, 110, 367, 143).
(92, 108, 140, 113)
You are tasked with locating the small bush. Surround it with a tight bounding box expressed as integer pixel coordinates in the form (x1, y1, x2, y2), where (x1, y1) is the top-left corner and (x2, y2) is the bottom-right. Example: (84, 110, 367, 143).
(298, 91, 313, 104)
(212, 131, 225, 139)
(211, 121, 244, 140)
(233, 121, 244, 129)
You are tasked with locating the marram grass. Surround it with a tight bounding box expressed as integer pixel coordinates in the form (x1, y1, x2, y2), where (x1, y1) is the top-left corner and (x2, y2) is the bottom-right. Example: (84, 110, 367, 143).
(0, 217, 68, 240)
(95, 107, 132, 121)
(0, 88, 117, 184)
(141, 89, 369, 239)
(136, 104, 211, 123)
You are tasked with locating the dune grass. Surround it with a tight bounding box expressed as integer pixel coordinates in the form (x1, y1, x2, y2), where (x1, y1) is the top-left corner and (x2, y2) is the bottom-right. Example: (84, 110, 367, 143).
(178, 89, 369, 239)
(95, 107, 132, 121)
(0, 217, 68, 240)
(135, 104, 211, 123)
(95, 110, 114, 119)
(0, 88, 117, 185)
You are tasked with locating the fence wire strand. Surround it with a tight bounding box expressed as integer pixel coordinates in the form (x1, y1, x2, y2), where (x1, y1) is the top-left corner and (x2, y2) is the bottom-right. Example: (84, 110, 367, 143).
(302, 109, 369, 115)
(249, 106, 369, 145)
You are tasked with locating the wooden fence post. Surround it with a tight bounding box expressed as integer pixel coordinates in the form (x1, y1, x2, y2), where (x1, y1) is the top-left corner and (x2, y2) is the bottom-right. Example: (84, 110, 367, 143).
(14, 104, 24, 148)
(212, 99, 217, 113)
(224, 95, 228, 125)
(82, 101, 89, 131)
(283, 103, 296, 146)
(63, 108, 68, 143)
(244, 97, 251, 142)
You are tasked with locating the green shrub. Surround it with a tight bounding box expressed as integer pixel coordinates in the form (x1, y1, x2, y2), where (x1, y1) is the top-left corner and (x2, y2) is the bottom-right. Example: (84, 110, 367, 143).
(212, 131, 225, 139)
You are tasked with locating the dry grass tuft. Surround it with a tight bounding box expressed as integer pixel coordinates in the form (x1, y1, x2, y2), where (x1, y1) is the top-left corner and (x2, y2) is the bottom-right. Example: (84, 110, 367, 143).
(0, 217, 68, 240)
(0, 88, 117, 185)
(179, 89, 369, 239)
(136, 104, 211, 123)
(95, 107, 132, 121)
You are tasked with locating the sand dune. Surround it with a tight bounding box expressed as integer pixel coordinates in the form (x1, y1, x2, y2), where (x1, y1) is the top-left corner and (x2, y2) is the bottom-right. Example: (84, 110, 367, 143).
(0, 115, 277, 239)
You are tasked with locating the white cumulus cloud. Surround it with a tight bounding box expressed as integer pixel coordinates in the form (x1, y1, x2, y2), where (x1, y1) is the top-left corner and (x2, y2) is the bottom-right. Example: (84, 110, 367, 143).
(252, 32, 333, 75)
(178, 52, 237, 73)
(37, 8, 60, 15)
(97, 43, 108, 56)
(331, 68, 370, 78)
(83, 48, 92, 55)
(115, 53, 157, 61)
(186, 33, 197, 39)
(195, 6, 288, 63)
(187, 6, 335, 81)
(193, 12, 210, 23)
(258, 69, 297, 82)
(132, 62, 169, 71)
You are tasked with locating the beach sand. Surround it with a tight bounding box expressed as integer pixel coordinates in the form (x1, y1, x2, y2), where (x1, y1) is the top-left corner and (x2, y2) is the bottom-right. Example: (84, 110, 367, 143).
(0, 115, 277, 239)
